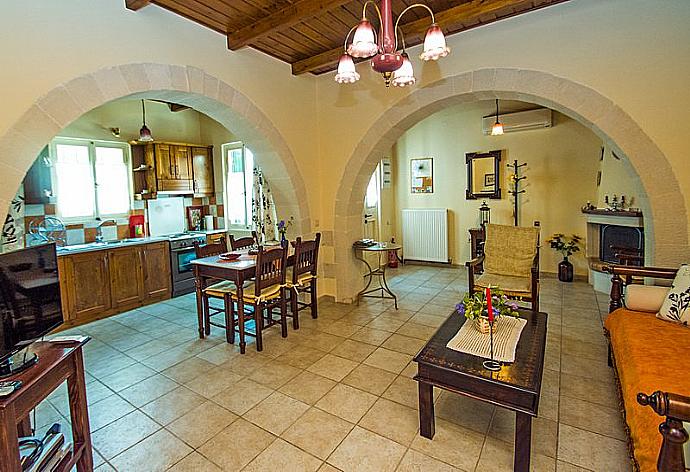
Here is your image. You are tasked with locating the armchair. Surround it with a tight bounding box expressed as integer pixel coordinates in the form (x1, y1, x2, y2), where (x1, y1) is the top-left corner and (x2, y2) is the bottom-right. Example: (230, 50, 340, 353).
(466, 223, 540, 311)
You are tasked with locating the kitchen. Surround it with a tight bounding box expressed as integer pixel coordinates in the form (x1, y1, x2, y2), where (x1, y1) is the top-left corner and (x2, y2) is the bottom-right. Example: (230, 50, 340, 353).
(1, 98, 262, 328)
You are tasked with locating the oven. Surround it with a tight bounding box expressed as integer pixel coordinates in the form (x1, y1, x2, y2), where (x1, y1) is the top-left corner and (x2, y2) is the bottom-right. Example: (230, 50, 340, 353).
(169, 235, 206, 297)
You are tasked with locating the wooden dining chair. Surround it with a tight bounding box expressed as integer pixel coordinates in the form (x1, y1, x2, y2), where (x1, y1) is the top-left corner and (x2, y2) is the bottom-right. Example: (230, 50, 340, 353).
(193, 239, 234, 340)
(227, 245, 288, 353)
(287, 233, 321, 329)
(229, 231, 258, 251)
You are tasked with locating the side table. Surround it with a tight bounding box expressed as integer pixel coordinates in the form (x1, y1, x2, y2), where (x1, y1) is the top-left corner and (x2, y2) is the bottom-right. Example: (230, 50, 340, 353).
(353, 242, 401, 310)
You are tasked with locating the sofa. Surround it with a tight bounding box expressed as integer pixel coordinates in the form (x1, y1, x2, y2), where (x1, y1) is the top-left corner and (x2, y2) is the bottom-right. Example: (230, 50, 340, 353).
(603, 265, 690, 472)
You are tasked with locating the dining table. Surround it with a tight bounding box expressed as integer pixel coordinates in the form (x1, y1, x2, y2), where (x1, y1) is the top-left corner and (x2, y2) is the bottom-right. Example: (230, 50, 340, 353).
(190, 246, 293, 353)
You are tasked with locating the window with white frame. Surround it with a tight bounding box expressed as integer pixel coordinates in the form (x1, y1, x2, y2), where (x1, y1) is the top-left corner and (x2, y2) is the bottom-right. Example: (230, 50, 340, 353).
(222, 142, 254, 229)
(50, 138, 131, 220)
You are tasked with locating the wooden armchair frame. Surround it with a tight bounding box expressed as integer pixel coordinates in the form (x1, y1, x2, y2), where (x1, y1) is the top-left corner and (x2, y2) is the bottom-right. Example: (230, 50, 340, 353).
(604, 264, 690, 472)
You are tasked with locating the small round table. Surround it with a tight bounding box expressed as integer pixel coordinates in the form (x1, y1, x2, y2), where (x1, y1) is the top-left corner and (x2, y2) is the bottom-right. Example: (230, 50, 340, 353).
(353, 242, 402, 310)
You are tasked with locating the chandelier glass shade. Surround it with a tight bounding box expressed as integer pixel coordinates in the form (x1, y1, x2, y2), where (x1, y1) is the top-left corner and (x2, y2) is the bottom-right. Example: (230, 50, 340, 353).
(335, 0, 449, 88)
(491, 99, 504, 136)
(139, 99, 154, 142)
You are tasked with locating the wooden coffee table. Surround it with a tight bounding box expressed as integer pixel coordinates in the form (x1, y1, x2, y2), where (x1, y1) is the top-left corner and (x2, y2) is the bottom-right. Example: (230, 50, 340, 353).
(414, 309, 547, 472)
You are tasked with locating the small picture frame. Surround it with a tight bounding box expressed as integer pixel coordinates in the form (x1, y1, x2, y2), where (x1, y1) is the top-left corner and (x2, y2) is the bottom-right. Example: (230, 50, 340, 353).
(410, 157, 433, 193)
(484, 173, 495, 187)
(187, 205, 204, 231)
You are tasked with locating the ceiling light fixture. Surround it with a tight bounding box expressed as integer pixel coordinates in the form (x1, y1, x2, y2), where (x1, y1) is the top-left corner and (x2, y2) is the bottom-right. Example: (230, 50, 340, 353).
(139, 99, 154, 142)
(335, 0, 450, 88)
(491, 99, 504, 136)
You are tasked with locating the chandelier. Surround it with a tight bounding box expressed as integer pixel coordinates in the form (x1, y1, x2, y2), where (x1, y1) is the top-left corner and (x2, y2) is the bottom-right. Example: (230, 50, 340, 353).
(335, 0, 450, 88)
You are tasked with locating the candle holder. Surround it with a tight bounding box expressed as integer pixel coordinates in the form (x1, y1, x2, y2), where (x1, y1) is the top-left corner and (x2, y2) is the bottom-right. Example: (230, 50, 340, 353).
(482, 318, 501, 371)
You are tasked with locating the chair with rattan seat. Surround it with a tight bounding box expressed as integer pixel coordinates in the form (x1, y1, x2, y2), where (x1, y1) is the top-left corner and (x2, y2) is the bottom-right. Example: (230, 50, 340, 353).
(193, 239, 235, 340)
(229, 231, 258, 251)
(227, 245, 289, 354)
(286, 233, 321, 330)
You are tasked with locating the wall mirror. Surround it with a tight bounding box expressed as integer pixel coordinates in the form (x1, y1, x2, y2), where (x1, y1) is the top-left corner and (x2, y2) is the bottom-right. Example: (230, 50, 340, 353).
(466, 150, 501, 199)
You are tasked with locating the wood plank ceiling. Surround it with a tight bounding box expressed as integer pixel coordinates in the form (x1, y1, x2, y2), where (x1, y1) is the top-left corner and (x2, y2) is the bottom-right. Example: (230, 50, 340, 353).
(125, 0, 569, 75)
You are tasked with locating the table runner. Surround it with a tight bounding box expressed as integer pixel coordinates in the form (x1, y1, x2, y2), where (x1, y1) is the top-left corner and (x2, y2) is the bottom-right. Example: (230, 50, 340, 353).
(446, 315, 527, 363)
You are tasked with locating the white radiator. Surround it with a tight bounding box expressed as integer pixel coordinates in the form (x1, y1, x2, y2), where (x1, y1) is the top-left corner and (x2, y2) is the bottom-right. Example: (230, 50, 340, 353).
(401, 208, 449, 263)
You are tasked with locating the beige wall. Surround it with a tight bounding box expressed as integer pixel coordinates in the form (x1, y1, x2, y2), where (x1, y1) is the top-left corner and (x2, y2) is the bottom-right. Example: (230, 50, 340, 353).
(385, 103, 603, 276)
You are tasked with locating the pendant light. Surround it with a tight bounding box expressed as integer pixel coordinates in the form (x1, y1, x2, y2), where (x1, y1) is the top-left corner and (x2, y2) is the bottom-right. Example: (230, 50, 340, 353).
(139, 99, 154, 142)
(335, 53, 361, 84)
(491, 99, 504, 136)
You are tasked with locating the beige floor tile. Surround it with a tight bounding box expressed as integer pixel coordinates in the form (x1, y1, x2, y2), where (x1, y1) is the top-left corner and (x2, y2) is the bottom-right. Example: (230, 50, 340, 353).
(195, 342, 242, 365)
(244, 438, 322, 472)
(316, 384, 377, 423)
(184, 367, 244, 398)
(540, 392, 560, 422)
(167, 401, 237, 449)
(222, 353, 270, 375)
(560, 355, 613, 382)
(280, 371, 337, 404)
(382, 375, 420, 409)
(320, 321, 363, 337)
(198, 418, 276, 471)
(303, 332, 347, 352)
(358, 398, 419, 446)
(342, 364, 397, 395)
(282, 407, 354, 460)
(167, 452, 223, 471)
(365, 315, 406, 333)
(435, 392, 494, 435)
(330, 339, 377, 362)
(559, 395, 626, 440)
(560, 373, 619, 410)
(244, 391, 310, 435)
(396, 449, 461, 472)
(488, 409, 558, 458)
(349, 327, 392, 345)
(87, 394, 135, 432)
(318, 463, 342, 472)
(381, 334, 426, 355)
(119, 374, 179, 407)
(211, 379, 274, 415)
(476, 437, 556, 472)
(396, 322, 438, 341)
(556, 460, 593, 471)
(307, 353, 359, 381)
(363, 347, 411, 374)
(94, 464, 116, 472)
(277, 344, 326, 369)
(328, 426, 407, 472)
(400, 361, 417, 378)
(248, 359, 302, 388)
(110, 428, 191, 472)
(161, 356, 217, 384)
(409, 313, 446, 328)
(140, 386, 205, 425)
(557, 424, 630, 472)
(98, 363, 156, 392)
(91, 410, 161, 459)
(410, 419, 484, 471)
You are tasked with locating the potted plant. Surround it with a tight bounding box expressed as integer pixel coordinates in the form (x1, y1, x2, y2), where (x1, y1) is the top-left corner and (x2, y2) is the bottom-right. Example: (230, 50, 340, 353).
(456, 290, 520, 333)
(277, 216, 294, 245)
(546, 233, 582, 282)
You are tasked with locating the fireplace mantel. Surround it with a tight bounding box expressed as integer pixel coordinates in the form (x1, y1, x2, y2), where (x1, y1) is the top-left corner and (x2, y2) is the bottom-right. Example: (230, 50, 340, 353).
(582, 208, 643, 228)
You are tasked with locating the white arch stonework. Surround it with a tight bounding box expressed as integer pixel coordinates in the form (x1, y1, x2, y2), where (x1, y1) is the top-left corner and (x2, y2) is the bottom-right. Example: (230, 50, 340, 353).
(333, 68, 688, 302)
(0, 63, 311, 234)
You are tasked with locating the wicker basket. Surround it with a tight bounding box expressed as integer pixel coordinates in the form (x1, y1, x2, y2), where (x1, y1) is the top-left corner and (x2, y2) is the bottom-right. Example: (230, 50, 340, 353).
(474, 316, 497, 334)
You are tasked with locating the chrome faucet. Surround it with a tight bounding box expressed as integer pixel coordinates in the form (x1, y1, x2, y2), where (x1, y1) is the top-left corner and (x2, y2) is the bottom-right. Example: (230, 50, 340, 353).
(95, 219, 117, 243)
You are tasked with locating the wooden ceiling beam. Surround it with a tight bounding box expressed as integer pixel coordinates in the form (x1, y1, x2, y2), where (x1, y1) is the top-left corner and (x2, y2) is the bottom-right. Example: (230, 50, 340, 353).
(291, 0, 568, 75)
(227, 0, 352, 50)
(125, 0, 150, 11)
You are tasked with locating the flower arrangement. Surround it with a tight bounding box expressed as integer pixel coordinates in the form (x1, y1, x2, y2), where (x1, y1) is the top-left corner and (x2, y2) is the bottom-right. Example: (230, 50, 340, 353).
(546, 233, 582, 258)
(277, 216, 294, 240)
(456, 290, 520, 322)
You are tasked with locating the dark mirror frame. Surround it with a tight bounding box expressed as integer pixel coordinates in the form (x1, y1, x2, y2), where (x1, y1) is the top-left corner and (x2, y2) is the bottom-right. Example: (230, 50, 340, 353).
(466, 150, 502, 200)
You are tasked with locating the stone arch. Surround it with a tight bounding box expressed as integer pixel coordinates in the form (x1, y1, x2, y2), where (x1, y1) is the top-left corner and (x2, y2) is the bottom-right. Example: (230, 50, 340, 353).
(333, 68, 687, 302)
(0, 63, 310, 234)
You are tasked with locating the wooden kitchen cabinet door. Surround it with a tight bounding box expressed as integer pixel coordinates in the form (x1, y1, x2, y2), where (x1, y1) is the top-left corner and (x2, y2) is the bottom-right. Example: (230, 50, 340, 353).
(62, 252, 112, 321)
(141, 242, 171, 300)
(155, 143, 174, 181)
(192, 146, 214, 195)
(108, 246, 145, 309)
(172, 145, 192, 180)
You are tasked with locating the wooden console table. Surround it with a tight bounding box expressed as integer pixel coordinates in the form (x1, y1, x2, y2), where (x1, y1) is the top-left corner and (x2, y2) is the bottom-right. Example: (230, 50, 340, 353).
(0, 340, 93, 471)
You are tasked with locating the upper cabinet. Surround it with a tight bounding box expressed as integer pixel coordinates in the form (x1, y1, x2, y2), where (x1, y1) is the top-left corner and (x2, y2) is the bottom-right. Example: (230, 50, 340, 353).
(132, 141, 214, 198)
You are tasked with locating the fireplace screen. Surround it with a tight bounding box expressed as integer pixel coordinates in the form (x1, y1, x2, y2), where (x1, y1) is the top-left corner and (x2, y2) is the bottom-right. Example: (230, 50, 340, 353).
(600, 225, 644, 265)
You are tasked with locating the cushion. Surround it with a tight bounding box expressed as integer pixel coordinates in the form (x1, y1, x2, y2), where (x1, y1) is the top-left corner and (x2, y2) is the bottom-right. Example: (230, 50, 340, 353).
(475, 273, 530, 295)
(483, 224, 540, 278)
(228, 282, 282, 304)
(204, 280, 235, 297)
(657, 264, 690, 324)
(605, 308, 690, 472)
(625, 285, 669, 313)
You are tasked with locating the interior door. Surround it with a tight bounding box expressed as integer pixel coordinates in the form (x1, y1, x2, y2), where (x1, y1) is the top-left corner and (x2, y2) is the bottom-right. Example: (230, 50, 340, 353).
(363, 165, 381, 240)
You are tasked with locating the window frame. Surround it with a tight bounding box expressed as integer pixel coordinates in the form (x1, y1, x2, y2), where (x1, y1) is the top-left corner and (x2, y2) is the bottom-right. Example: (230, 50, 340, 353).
(49, 137, 133, 222)
(221, 141, 254, 231)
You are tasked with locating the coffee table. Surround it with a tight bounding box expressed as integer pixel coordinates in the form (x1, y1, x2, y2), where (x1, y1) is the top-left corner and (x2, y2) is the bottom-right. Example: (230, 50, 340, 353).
(414, 309, 547, 472)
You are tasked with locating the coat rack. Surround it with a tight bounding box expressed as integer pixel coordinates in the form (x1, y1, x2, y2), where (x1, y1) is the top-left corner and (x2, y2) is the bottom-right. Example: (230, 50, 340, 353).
(508, 160, 527, 226)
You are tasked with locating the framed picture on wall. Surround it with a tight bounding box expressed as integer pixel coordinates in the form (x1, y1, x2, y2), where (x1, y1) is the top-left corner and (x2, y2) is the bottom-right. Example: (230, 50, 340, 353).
(410, 157, 433, 193)
(186, 205, 204, 231)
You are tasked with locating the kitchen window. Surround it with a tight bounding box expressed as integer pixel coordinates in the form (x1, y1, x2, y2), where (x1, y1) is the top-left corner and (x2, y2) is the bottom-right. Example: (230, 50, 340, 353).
(50, 138, 132, 220)
(222, 142, 254, 229)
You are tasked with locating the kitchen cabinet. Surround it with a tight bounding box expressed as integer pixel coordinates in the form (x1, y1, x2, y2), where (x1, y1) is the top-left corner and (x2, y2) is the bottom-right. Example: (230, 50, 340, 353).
(192, 147, 214, 195)
(58, 241, 171, 327)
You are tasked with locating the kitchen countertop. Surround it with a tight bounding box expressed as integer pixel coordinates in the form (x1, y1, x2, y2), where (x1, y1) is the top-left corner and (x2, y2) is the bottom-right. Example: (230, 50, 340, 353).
(56, 236, 169, 256)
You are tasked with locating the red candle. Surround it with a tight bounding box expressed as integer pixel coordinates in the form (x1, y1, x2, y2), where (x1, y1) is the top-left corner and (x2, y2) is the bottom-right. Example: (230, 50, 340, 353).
(486, 287, 494, 323)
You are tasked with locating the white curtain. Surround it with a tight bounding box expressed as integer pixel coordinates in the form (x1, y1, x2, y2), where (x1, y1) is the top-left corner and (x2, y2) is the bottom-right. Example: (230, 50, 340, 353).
(251, 167, 277, 242)
(1, 186, 25, 253)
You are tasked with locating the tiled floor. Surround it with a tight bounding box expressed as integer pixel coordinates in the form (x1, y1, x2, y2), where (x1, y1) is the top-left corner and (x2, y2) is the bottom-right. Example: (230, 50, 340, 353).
(38, 265, 630, 471)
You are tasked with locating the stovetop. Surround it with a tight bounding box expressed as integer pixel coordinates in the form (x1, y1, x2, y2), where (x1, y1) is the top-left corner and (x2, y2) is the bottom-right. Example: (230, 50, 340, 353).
(165, 232, 206, 249)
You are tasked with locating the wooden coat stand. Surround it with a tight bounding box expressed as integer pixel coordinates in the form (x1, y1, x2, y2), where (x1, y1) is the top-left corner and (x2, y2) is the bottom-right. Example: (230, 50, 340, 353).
(508, 160, 527, 226)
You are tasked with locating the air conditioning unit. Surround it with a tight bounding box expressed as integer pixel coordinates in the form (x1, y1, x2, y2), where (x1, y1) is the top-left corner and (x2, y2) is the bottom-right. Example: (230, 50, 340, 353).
(482, 108, 552, 134)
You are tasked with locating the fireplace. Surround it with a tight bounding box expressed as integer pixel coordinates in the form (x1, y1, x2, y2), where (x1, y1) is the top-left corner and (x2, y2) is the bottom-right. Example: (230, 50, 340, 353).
(600, 224, 644, 265)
